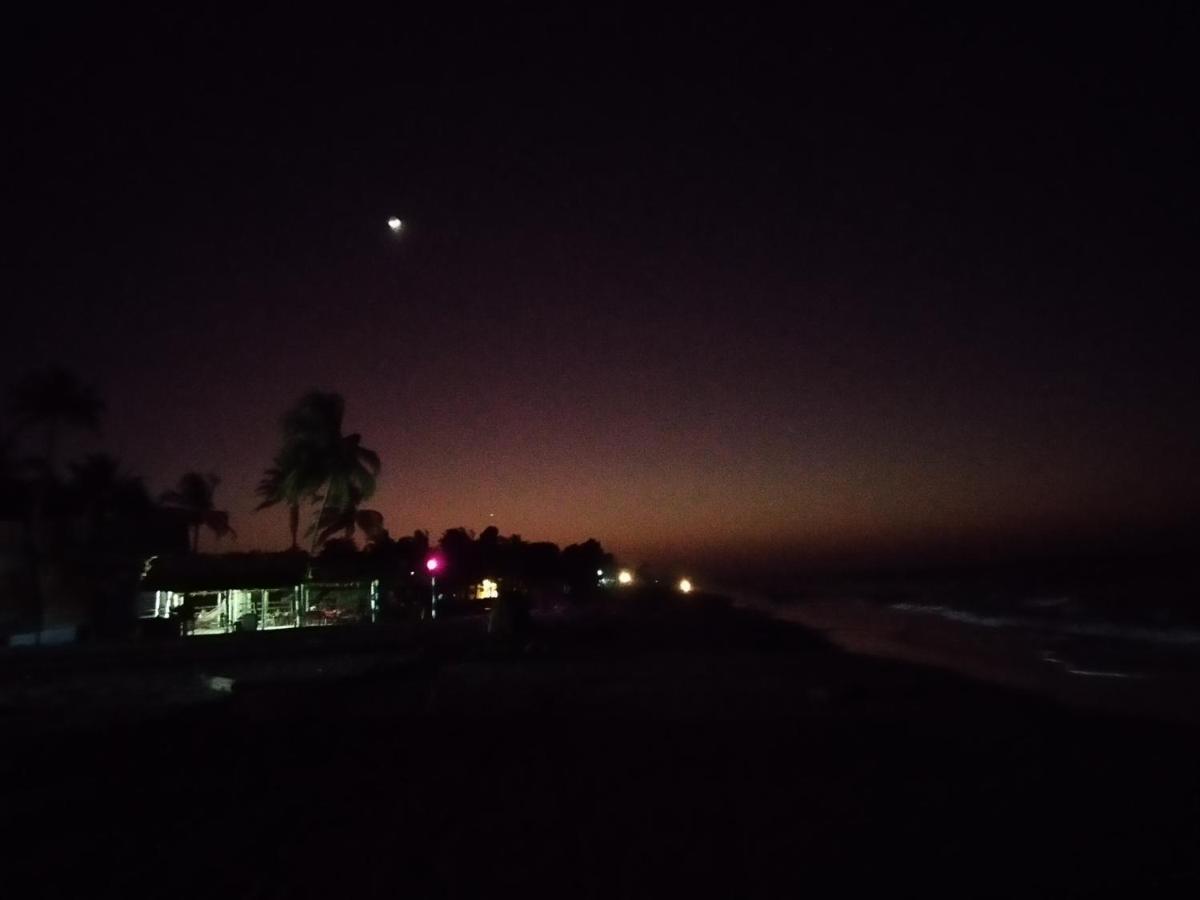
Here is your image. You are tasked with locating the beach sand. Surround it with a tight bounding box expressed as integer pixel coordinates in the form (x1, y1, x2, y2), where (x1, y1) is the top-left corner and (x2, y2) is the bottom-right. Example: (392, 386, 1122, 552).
(2, 603, 1198, 897)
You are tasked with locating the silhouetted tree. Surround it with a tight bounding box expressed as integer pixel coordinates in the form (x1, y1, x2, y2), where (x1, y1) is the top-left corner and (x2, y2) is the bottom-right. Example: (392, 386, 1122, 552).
(524, 542, 561, 582)
(4, 369, 105, 640)
(438, 527, 479, 583)
(400, 529, 431, 566)
(317, 536, 358, 560)
(562, 538, 615, 596)
(160, 472, 235, 553)
(67, 453, 150, 548)
(255, 453, 306, 551)
(258, 392, 380, 552)
(283, 394, 380, 518)
(313, 485, 387, 547)
(7, 367, 104, 477)
(498, 533, 526, 581)
(477, 525, 501, 576)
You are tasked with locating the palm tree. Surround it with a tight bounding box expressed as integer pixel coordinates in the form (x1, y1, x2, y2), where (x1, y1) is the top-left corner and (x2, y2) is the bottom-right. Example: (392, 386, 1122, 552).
(312, 429, 381, 529)
(68, 453, 150, 547)
(255, 453, 307, 551)
(258, 392, 381, 553)
(6, 369, 105, 640)
(68, 453, 123, 499)
(312, 485, 387, 547)
(160, 472, 236, 553)
(7, 367, 104, 477)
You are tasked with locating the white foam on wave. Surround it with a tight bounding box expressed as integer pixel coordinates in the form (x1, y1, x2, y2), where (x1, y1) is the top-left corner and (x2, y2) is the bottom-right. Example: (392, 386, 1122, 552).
(891, 602, 1200, 647)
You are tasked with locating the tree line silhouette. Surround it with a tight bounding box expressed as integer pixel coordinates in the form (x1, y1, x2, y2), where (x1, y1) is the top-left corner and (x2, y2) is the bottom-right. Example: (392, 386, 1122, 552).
(1, 368, 618, 638)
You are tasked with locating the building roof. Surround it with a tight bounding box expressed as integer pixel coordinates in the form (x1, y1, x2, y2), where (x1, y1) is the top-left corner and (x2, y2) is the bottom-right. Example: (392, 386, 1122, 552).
(142, 552, 309, 591)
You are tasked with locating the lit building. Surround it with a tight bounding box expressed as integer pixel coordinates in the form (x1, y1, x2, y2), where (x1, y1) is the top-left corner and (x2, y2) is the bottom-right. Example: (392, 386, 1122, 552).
(472, 578, 500, 600)
(138, 553, 381, 634)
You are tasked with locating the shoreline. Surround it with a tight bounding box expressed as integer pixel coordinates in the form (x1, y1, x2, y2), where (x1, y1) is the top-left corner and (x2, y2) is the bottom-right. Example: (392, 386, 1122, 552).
(753, 594, 1200, 724)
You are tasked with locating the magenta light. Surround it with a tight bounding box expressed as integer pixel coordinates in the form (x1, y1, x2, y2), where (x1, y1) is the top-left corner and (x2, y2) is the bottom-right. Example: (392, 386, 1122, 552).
(425, 557, 440, 572)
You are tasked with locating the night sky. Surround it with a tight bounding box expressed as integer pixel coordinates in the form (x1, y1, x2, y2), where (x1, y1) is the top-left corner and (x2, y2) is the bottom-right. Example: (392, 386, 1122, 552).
(7, 9, 1199, 574)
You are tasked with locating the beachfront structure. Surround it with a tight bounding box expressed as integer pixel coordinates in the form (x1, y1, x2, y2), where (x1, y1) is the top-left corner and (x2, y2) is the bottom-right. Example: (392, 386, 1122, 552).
(138, 552, 503, 635)
(139, 553, 382, 634)
(143, 583, 381, 634)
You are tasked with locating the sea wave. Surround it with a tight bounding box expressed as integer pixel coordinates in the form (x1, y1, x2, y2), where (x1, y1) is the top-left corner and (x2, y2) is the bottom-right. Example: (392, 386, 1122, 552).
(890, 602, 1200, 647)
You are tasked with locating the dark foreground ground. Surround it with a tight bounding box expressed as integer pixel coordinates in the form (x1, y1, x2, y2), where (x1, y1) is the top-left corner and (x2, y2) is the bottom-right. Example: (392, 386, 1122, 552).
(3, 602, 1199, 898)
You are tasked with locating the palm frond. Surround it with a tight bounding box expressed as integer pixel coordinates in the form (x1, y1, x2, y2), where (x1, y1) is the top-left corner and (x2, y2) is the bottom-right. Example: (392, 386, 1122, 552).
(204, 510, 236, 542)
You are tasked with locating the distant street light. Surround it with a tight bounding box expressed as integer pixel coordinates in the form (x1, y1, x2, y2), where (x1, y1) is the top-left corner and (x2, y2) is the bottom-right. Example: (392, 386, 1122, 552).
(678, 578, 693, 594)
(426, 556, 440, 619)
(387, 217, 404, 233)
(617, 569, 633, 586)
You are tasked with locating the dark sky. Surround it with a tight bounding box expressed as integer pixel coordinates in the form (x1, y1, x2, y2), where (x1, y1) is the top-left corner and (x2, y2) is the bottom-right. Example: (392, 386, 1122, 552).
(6, 9, 1199, 573)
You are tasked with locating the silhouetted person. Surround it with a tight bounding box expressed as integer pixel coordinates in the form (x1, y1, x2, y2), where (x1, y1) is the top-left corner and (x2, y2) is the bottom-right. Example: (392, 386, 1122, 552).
(174, 595, 196, 636)
(488, 587, 531, 645)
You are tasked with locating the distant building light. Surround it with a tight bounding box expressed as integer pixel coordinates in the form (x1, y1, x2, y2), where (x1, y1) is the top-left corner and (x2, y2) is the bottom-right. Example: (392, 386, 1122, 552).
(678, 578, 693, 594)
(596, 569, 604, 577)
(387, 217, 403, 232)
(617, 570, 633, 585)
(476, 578, 499, 600)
